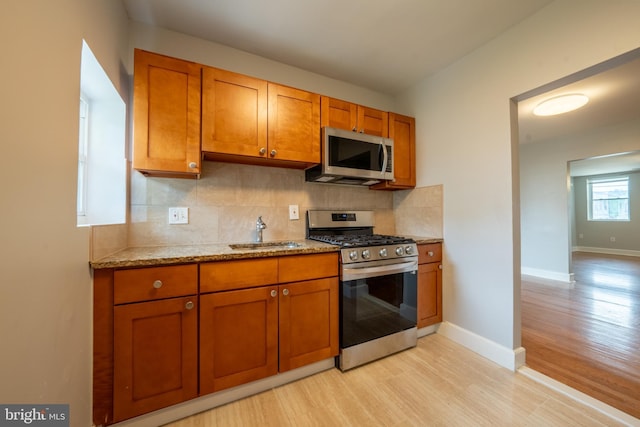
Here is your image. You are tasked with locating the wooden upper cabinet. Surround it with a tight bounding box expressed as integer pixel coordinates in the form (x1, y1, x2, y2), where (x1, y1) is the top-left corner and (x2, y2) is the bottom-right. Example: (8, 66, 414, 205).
(320, 97, 357, 131)
(321, 96, 388, 137)
(371, 112, 416, 190)
(268, 83, 321, 165)
(358, 105, 388, 137)
(133, 49, 201, 177)
(201, 67, 268, 157)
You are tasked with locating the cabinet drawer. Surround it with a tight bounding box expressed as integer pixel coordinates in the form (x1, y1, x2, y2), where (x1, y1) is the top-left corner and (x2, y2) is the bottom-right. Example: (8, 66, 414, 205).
(278, 253, 339, 283)
(418, 243, 442, 264)
(200, 258, 278, 293)
(114, 264, 198, 304)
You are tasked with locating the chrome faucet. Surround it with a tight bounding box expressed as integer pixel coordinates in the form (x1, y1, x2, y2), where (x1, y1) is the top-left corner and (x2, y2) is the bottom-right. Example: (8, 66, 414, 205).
(256, 216, 267, 242)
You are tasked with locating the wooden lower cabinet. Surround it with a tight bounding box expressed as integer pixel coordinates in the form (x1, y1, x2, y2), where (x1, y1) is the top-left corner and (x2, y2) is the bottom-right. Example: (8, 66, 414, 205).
(113, 296, 198, 422)
(279, 278, 339, 372)
(417, 243, 443, 328)
(200, 276, 339, 394)
(95, 253, 339, 424)
(199, 286, 279, 394)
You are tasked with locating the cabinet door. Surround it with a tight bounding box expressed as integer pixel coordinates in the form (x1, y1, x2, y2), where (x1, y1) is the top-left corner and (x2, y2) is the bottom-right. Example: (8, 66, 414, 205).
(133, 49, 201, 176)
(201, 67, 268, 157)
(371, 112, 416, 190)
(200, 287, 279, 394)
(357, 106, 388, 137)
(279, 278, 339, 372)
(417, 262, 443, 328)
(320, 96, 357, 131)
(113, 296, 198, 422)
(267, 83, 321, 164)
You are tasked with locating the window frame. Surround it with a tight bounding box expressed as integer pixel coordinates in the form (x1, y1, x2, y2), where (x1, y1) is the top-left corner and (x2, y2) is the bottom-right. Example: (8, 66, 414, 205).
(587, 175, 630, 222)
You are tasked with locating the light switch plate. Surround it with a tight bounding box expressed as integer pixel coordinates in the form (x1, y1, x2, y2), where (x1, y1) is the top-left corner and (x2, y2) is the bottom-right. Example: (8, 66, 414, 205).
(169, 207, 189, 224)
(289, 205, 299, 220)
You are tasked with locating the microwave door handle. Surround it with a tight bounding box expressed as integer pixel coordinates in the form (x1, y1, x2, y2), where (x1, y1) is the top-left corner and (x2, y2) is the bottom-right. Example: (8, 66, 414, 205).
(380, 141, 388, 173)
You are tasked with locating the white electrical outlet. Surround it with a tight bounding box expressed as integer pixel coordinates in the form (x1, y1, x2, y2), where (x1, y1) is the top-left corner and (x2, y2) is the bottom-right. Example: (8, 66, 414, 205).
(289, 204, 299, 220)
(169, 207, 189, 224)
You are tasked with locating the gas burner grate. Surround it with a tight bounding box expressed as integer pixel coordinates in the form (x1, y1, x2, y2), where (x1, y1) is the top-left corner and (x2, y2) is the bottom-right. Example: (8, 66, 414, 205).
(309, 234, 415, 248)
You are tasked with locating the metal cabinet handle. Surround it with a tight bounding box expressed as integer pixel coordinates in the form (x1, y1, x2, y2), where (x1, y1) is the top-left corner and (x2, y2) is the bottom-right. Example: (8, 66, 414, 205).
(270, 149, 277, 157)
(185, 301, 194, 310)
(428, 251, 434, 257)
(282, 288, 289, 296)
(188, 162, 197, 169)
(352, 127, 357, 132)
(153, 280, 163, 289)
(439, 265, 443, 270)
(259, 147, 266, 155)
(270, 289, 277, 298)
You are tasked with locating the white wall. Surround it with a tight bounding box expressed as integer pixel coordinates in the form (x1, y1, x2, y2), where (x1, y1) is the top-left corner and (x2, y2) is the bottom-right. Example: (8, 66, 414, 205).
(521, 120, 640, 280)
(129, 21, 397, 113)
(0, 1, 129, 426)
(396, 0, 640, 357)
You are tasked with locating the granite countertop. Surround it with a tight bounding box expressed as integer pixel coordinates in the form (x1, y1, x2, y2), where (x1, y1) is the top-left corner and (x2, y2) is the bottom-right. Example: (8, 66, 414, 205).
(89, 239, 340, 269)
(89, 236, 443, 270)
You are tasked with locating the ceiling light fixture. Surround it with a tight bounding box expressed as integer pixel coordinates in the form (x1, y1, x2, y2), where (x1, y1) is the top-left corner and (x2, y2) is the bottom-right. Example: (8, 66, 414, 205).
(533, 93, 589, 116)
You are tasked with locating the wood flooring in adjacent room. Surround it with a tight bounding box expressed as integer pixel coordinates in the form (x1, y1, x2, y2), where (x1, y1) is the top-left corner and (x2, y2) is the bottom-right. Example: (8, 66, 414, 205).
(522, 251, 640, 420)
(165, 334, 628, 427)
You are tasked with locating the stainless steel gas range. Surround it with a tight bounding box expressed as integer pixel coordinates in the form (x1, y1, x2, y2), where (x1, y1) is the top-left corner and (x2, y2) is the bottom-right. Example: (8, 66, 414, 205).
(307, 210, 418, 370)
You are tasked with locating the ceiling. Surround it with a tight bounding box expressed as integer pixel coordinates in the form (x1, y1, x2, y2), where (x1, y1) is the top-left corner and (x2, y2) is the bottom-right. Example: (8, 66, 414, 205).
(122, 0, 639, 176)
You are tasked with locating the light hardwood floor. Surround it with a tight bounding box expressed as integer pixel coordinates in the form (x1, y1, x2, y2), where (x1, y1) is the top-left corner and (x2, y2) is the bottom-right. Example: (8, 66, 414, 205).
(164, 334, 626, 427)
(522, 252, 640, 420)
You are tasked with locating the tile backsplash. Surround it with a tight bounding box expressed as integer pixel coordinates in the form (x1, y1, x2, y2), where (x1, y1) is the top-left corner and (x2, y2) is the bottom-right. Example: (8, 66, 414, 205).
(90, 161, 443, 260)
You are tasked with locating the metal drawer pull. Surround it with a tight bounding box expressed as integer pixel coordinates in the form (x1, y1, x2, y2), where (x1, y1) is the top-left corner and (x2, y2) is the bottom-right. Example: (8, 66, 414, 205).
(270, 289, 277, 298)
(439, 265, 443, 270)
(153, 280, 163, 289)
(259, 147, 266, 155)
(270, 149, 277, 157)
(185, 301, 194, 310)
(428, 251, 434, 257)
(282, 288, 289, 296)
(188, 161, 197, 169)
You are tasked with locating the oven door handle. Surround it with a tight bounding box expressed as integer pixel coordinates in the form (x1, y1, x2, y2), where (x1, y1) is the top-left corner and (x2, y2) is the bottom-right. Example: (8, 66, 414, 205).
(342, 259, 418, 281)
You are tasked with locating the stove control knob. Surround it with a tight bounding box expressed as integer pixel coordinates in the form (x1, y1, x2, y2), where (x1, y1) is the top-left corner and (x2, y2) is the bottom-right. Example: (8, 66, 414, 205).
(362, 249, 371, 259)
(349, 250, 358, 261)
(395, 246, 404, 256)
(379, 248, 388, 257)
(405, 246, 414, 255)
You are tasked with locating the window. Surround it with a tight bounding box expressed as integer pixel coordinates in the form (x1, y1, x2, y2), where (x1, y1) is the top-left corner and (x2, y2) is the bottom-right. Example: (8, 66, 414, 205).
(77, 96, 89, 217)
(77, 40, 126, 226)
(587, 176, 629, 221)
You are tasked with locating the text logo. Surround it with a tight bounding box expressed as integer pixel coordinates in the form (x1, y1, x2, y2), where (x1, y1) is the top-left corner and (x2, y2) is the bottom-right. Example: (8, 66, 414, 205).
(0, 405, 68, 427)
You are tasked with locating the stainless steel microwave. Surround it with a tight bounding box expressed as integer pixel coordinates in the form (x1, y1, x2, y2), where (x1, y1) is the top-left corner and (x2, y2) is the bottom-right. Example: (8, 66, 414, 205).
(305, 127, 394, 186)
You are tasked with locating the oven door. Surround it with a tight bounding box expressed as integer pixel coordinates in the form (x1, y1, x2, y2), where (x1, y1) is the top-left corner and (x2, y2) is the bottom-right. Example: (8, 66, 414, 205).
(340, 258, 418, 349)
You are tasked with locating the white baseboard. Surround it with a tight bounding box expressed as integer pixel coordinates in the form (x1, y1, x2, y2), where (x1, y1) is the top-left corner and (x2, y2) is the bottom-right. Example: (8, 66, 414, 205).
(417, 323, 439, 337)
(521, 267, 574, 283)
(437, 321, 525, 371)
(519, 367, 640, 426)
(573, 246, 640, 258)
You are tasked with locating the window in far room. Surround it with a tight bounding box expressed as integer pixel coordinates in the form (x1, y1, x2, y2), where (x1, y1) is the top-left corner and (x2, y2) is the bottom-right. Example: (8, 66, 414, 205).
(587, 176, 630, 221)
(77, 39, 126, 226)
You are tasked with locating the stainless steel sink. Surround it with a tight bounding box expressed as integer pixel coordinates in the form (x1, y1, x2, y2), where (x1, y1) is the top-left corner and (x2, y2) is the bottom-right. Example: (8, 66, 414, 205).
(229, 241, 302, 250)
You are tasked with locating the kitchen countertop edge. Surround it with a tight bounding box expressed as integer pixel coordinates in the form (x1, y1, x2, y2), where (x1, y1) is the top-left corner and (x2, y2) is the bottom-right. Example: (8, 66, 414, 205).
(89, 236, 443, 270)
(89, 240, 340, 269)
